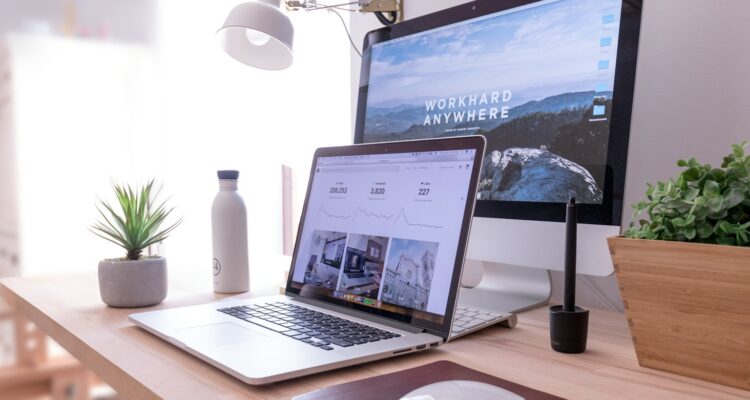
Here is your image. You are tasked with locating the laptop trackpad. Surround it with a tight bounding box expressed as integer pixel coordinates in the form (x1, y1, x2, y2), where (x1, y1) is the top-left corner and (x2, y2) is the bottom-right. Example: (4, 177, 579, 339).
(173, 322, 269, 347)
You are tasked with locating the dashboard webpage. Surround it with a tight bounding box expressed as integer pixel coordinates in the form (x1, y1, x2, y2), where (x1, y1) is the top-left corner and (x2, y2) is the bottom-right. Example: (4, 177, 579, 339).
(291, 150, 476, 323)
(361, 0, 623, 205)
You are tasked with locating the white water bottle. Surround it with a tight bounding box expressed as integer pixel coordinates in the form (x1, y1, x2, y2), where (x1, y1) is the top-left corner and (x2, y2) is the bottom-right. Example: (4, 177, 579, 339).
(212, 170, 249, 293)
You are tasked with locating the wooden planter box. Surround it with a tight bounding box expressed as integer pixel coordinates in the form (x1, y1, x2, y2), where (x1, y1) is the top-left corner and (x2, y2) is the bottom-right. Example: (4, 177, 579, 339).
(607, 237, 750, 390)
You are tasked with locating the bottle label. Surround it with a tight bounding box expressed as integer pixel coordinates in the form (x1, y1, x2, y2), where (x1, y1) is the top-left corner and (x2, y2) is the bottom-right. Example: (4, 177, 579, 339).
(213, 258, 222, 276)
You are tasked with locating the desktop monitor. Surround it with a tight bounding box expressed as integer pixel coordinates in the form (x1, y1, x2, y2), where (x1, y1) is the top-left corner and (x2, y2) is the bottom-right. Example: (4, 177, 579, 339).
(354, 0, 642, 287)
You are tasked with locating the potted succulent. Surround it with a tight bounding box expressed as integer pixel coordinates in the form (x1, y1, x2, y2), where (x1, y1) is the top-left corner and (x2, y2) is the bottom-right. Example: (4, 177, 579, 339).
(608, 142, 750, 390)
(91, 180, 182, 308)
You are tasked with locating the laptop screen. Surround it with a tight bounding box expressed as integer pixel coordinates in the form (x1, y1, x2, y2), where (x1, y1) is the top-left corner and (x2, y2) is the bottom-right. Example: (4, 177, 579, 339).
(287, 138, 482, 333)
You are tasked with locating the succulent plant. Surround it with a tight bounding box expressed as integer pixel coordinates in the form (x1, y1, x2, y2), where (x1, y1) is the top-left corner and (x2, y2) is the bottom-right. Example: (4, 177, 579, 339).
(91, 179, 182, 260)
(625, 142, 750, 246)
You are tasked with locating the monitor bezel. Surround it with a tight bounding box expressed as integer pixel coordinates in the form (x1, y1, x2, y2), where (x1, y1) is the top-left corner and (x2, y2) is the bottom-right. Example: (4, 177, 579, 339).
(284, 136, 486, 339)
(353, 0, 643, 226)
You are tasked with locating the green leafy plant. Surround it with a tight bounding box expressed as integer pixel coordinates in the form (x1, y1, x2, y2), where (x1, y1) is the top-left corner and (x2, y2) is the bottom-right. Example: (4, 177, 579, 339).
(625, 142, 750, 245)
(91, 180, 183, 260)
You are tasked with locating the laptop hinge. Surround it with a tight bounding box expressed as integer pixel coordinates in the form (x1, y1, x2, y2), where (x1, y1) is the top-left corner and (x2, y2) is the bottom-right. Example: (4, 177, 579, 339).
(289, 296, 424, 334)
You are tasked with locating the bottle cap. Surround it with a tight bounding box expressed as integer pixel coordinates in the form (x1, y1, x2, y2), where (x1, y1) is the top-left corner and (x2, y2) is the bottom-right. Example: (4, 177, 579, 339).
(217, 170, 239, 180)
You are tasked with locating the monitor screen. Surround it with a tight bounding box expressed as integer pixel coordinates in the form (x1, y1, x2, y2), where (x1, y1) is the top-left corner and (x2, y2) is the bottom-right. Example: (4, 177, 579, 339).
(289, 148, 478, 327)
(355, 0, 641, 224)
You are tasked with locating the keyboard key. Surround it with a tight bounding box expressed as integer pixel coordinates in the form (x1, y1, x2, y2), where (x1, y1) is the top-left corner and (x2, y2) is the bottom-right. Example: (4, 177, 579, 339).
(282, 330, 300, 336)
(320, 346, 333, 350)
(244, 317, 288, 332)
(309, 339, 329, 346)
(463, 320, 484, 329)
(327, 338, 354, 347)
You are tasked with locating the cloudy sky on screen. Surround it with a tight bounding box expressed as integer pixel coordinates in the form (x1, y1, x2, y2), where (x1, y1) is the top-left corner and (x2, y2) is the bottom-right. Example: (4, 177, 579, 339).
(367, 0, 622, 107)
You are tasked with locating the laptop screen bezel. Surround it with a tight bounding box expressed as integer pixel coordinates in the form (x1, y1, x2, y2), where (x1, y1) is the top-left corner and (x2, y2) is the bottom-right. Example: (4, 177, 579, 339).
(284, 136, 486, 339)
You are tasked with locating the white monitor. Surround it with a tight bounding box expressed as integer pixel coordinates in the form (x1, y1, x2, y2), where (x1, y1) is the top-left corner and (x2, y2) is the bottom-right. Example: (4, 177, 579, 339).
(467, 218, 619, 276)
(353, 0, 643, 310)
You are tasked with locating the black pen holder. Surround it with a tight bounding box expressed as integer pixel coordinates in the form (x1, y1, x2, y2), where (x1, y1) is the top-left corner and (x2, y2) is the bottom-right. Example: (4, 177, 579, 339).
(549, 305, 589, 354)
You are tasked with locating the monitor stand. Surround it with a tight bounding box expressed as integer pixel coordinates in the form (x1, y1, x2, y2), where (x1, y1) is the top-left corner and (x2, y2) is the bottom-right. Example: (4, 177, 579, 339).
(457, 259, 551, 314)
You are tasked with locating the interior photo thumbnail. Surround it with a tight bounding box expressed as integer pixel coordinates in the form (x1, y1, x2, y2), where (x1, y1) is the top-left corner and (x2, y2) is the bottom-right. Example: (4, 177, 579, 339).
(302, 230, 347, 290)
(338, 234, 389, 299)
(380, 238, 439, 311)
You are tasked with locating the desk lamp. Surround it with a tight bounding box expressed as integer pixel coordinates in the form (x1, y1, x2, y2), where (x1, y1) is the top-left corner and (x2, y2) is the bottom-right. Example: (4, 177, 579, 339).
(217, 0, 401, 70)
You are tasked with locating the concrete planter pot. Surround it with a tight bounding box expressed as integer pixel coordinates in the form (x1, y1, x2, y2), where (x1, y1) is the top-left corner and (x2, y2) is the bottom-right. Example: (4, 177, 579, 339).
(98, 257, 168, 308)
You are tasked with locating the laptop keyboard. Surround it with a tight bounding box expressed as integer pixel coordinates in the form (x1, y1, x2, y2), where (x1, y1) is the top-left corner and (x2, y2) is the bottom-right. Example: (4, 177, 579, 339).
(451, 306, 512, 337)
(218, 302, 400, 351)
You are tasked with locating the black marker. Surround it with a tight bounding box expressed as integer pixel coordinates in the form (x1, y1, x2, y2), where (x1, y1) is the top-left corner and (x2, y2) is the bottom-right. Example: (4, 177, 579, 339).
(549, 195, 589, 353)
(563, 197, 577, 312)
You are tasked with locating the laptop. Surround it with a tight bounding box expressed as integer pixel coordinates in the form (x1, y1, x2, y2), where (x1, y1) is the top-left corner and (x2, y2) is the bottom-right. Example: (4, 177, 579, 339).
(130, 136, 488, 384)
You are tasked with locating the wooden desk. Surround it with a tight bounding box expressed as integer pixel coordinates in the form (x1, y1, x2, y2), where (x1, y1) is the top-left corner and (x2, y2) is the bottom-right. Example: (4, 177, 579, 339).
(1, 269, 748, 400)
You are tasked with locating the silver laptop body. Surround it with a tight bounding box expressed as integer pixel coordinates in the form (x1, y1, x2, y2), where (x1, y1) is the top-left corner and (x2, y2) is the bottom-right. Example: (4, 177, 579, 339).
(130, 136, 486, 384)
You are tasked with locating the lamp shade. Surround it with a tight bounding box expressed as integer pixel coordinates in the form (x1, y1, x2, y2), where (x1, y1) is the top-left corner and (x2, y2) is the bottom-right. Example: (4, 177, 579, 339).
(217, 0, 294, 70)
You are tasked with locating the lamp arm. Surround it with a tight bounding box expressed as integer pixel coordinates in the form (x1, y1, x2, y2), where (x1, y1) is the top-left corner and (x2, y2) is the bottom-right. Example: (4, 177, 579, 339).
(286, 1, 359, 11)
(286, 0, 401, 18)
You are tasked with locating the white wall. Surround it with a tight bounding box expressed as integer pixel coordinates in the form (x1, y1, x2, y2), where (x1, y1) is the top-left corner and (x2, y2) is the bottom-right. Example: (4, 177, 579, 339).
(349, 0, 750, 311)
(0, 0, 155, 44)
(0, 41, 18, 276)
(155, 1, 352, 278)
(9, 35, 160, 276)
(623, 0, 750, 220)
(6, 1, 352, 279)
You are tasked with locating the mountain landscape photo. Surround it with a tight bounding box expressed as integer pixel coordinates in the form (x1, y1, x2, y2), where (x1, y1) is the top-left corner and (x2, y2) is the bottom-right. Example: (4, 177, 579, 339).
(361, 0, 622, 204)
